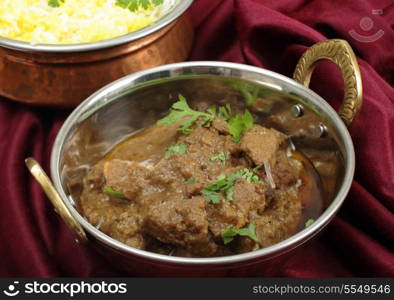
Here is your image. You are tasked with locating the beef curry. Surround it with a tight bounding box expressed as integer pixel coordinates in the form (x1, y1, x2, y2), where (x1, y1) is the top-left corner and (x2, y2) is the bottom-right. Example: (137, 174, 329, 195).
(78, 95, 323, 257)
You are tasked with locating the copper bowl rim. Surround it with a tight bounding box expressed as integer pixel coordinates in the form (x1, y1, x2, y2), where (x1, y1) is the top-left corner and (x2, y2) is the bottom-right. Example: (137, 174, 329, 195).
(50, 61, 355, 267)
(0, 0, 193, 53)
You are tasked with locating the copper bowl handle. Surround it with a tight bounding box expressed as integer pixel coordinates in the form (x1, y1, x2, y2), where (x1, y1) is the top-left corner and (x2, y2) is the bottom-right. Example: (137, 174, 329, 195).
(293, 39, 363, 126)
(25, 157, 87, 243)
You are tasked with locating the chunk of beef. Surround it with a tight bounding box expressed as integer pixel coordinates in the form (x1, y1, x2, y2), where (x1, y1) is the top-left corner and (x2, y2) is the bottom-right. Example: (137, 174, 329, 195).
(212, 117, 229, 134)
(103, 159, 150, 200)
(109, 211, 146, 249)
(144, 196, 216, 256)
(207, 200, 247, 238)
(232, 179, 267, 217)
(224, 135, 241, 155)
(185, 182, 205, 197)
(274, 161, 297, 187)
(153, 127, 227, 184)
(206, 180, 266, 239)
(253, 187, 301, 247)
(85, 162, 105, 188)
(273, 152, 303, 187)
(149, 158, 185, 185)
(240, 125, 287, 165)
(182, 127, 225, 151)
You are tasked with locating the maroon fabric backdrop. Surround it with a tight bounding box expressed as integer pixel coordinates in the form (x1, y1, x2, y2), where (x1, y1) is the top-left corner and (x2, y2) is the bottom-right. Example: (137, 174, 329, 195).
(0, 0, 393, 277)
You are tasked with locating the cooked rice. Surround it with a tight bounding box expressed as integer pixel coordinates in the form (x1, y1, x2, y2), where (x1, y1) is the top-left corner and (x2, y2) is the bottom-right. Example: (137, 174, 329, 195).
(0, 0, 178, 44)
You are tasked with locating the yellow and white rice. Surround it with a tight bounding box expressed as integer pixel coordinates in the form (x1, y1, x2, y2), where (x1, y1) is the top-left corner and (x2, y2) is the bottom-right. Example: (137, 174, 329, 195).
(0, 0, 178, 44)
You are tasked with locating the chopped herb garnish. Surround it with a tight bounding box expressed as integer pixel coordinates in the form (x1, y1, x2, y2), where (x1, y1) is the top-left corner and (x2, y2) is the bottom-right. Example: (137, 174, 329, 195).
(218, 104, 232, 121)
(305, 219, 315, 227)
(202, 189, 222, 204)
(104, 186, 125, 199)
(221, 223, 258, 244)
(225, 187, 234, 202)
(205, 107, 217, 126)
(226, 168, 263, 185)
(165, 144, 188, 158)
(48, 0, 64, 7)
(115, 0, 163, 12)
(228, 110, 254, 142)
(158, 96, 253, 141)
(186, 177, 198, 184)
(253, 165, 262, 172)
(237, 168, 263, 184)
(157, 95, 216, 134)
(232, 82, 260, 106)
(202, 174, 228, 204)
(218, 104, 253, 142)
(202, 168, 262, 204)
(210, 151, 227, 165)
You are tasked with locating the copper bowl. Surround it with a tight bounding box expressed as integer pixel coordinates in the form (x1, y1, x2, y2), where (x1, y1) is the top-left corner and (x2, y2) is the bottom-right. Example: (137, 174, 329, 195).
(0, 0, 194, 107)
(26, 39, 362, 276)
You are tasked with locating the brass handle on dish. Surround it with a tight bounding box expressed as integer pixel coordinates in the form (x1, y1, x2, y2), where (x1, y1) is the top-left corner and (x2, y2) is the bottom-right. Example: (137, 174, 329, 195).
(25, 157, 88, 243)
(293, 39, 362, 126)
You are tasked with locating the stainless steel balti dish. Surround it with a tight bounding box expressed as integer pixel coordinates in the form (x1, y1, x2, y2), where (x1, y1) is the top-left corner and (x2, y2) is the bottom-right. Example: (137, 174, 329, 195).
(26, 39, 362, 276)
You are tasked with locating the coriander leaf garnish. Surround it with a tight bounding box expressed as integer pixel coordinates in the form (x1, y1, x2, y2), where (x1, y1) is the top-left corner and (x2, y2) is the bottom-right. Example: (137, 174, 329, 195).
(218, 104, 253, 142)
(252, 165, 262, 172)
(225, 186, 234, 201)
(202, 174, 228, 204)
(157, 97, 253, 140)
(305, 219, 315, 228)
(218, 104, 232, 121)
(232, 82, 260, 106)
(116, 0, 137, 11)
(228, 110, 253, 142)
(201, 189, 221, 204)
(157, 95, 216, 134)
(186, 177, 198, 184)
(202, 167, 262, 204)
(243, 85, 260, 106)
(152, 0, 164, 5)
(221, 223, 258, 244)
(210, 151, 227, 165)
(205, 107, 217, 126)
(237, 168, 263, 184)
(165, 144, 188, 158)
(115, 0, 163, 12)
(48, 0, 64, 7)
(227, 168, 263, 185)
(104, 186, 125, 199)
